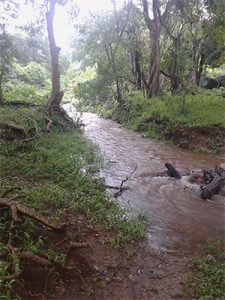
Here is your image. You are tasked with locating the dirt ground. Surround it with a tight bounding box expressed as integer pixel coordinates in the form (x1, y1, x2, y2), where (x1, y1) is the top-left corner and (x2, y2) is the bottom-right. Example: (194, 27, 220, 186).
(165, 126, 225, 153)
(15, 213, 191, 300)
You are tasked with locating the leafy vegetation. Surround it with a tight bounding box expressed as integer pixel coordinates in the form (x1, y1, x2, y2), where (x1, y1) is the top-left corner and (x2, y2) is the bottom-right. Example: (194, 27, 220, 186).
(95, 90, 225, 152)
(0, 106, 146, 298)
(0, 0, 225, 298)
(185, 242, 225, 299)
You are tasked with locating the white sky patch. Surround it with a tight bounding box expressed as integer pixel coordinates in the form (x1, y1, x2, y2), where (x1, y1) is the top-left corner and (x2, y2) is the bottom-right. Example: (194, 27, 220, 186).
(7, 0, 126, 50)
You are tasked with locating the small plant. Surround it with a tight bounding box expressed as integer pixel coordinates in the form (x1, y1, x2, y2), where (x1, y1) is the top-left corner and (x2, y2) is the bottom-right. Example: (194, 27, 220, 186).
(185, 241, 225, 299)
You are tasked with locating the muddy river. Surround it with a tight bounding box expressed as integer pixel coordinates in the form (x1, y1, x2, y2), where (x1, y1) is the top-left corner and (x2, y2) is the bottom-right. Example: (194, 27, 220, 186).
(66, 105, 225, 252)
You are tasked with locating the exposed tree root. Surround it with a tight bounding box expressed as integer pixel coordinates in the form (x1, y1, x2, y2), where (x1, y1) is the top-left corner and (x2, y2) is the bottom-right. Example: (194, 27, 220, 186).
(0, 191, 66, 281)
(20, 251, 51, 266)
(0, 118, 39, 142)
(0, 197, 65, 231)
(0, 244, 21, 281)
(22, 118, 39, 142)
(3, 101, 41, 107)
(47, 105, 76, 127)
(44, 116, 53, 132)
(0, 122, 26, 135)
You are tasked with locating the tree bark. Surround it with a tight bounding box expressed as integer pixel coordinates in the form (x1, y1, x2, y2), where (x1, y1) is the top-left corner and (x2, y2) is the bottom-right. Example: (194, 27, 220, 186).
(142, 0, 173, 98)
(134, 50, 142, 90)
(170, 36, 181, 92)
(46, 0, 63, 111)
(0, 71, 3, 105)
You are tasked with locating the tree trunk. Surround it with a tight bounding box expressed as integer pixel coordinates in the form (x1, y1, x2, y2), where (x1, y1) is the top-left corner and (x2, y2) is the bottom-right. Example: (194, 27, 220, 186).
(147, 23, 161, 97)
(191, 41, 198, 85)
(170, 37, 181, 92)
(134, 50, 142, 90)
(46, 0, 63, 111)
(0, 71, 4, 105)
(142, 0, 173, 98)
(196, 53, 205, 85)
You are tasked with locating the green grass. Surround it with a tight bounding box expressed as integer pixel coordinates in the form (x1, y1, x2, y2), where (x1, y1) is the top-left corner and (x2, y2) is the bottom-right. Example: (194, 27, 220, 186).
(185, 242, 225, 299)
(110, 90, 225, 152)
(0, 105, 146, 298)
(124, 90, 225, 129)
(0, 106, 145, 243)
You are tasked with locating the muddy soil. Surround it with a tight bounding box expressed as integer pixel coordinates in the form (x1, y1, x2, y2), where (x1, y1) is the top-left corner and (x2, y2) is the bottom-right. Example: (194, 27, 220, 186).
(16, 213, 190, 300)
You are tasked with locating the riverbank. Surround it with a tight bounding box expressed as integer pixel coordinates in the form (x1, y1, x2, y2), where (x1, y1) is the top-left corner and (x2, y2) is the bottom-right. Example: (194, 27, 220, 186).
(0, 105, 145, 299)
(108, 91, 225, 154)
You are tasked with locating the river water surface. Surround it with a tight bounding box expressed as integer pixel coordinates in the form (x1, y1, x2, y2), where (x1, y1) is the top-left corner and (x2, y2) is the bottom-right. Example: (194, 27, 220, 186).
(66, 105, 225, 252)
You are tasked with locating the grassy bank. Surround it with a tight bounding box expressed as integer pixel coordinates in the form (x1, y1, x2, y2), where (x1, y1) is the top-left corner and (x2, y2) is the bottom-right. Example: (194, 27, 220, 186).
(0, 106, 145, 298)
(185, 242, 225, 299)
(110, 90, 225, 153)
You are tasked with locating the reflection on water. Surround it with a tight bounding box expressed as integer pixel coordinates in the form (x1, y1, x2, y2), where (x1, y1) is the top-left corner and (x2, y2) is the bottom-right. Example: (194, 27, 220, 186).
(65, 105, 225, 252)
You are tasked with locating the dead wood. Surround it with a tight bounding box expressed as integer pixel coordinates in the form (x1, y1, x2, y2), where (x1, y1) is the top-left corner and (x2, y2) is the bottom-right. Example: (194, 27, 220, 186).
(3, 101, 41, 107)
(22, 118, 39, 142)
(0, 197, 65, 231)
(0, 244, 21, 281)
(44, 116, 53, 132)
(201, 170, 225, 199)
(114, 165, 137, 198)
(0, 122, 26, 134)
(165, 162, 182, 179)
(20, 251, 51, 266)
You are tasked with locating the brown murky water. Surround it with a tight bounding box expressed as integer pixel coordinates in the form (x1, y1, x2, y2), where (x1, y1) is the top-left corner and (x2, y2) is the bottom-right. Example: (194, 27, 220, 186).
(66, 105, 225, 252)
(81, 112, 225, 252)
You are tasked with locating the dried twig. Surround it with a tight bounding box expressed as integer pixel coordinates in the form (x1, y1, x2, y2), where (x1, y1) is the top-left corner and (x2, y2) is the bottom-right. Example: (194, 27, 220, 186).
(114, 165, 137, 198)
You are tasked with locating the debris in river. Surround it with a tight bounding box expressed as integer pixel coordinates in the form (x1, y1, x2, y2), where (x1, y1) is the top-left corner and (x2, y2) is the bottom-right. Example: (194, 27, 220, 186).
(165, 163, 182, 179)
(162, 163, 225, 200)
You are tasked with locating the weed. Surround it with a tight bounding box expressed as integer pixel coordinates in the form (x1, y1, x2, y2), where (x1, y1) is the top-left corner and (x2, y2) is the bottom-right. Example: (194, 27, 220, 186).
(185, 241, 225, 299)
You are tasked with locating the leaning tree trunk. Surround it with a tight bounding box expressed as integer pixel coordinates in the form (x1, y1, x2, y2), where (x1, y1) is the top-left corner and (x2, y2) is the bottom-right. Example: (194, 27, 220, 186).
(46, 0, 63, 111)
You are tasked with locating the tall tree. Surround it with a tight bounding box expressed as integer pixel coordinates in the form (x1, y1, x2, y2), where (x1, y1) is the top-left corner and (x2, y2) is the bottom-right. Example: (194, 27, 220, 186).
(141, 0, 174, 97)
(46, 0, 63, 111)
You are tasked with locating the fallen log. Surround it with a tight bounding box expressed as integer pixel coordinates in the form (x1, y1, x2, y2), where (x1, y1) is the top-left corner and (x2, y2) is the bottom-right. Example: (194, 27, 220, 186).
(200, 174, 225, 199)
(165, 163, 182, 179)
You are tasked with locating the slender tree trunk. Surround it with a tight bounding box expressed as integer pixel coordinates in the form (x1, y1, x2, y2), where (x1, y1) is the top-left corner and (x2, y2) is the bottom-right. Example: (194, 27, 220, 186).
(46, 0, 63, 111)
(147, 23, 160, 97)
(196, 53, 205, 85)
(0, 71, 3, 105)
(191, 41, 198, 85)
(170, 37, 181, 92)
(134, 50, 142, 90)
